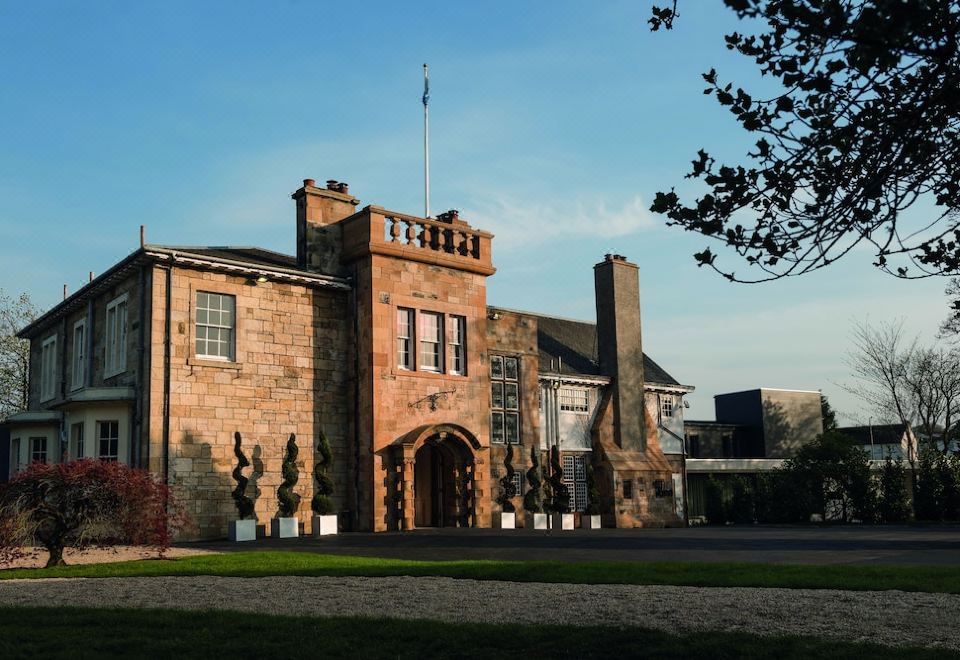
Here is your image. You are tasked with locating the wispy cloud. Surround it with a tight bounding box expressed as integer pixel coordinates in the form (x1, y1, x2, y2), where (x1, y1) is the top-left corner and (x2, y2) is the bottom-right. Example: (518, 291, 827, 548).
(464, 193, 656, 250)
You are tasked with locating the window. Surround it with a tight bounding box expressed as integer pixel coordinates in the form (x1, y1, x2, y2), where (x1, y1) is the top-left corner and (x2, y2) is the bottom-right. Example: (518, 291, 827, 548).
(490, 355, 520, 444)
(9, 438, 20, 477)
(72, 320, 86, 390)
(654, 479, 672, 498)
(562, 454, 588, 512)
(722, 433, 734, 458)
(195, 292, 235, 360)
(687, 434, 700, 458)
(511, 471, 523, 498)
(448, 315, 466, 375)
(419, 312, 443, 372)
(30, 437, 47, 464)
(396, 308, 414, 370)
(622, 478, 633, 500)
(660, 395, 675, 419)
(71, 423, 85, 460)
(98, 421, 119, 461)
(40, 335, 57, 401)
(559, 387, 589, 413)
(105, 294, 128, 375)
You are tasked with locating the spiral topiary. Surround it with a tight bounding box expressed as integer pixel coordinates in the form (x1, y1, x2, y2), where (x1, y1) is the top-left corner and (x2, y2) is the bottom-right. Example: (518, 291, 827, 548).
(549, 446, 570, 514)
(523, 445, 543, 513)
(311, 430, 335, 515)
(277, 433, 301, 518)
(496, 444, 517, 513)
(585, 460, 601, 515)
(231, 432, 255, 520)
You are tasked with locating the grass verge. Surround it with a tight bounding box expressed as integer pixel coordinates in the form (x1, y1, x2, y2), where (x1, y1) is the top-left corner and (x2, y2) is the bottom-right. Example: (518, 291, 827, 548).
(0, 606, 954, 659)
(2, 551, 960, 593)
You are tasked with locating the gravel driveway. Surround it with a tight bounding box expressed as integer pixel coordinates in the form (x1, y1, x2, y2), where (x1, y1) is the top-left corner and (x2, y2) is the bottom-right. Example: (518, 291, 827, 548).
(1, 575, 958, 650)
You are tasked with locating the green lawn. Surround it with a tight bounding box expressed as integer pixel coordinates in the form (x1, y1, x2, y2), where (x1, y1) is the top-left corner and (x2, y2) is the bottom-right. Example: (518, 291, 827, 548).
(3, 551, 960, 593)
(0, 606, 953, 660)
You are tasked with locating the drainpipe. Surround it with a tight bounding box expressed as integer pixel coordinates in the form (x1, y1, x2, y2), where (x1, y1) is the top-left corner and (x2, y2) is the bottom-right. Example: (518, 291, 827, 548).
(161, 265, 172, 486)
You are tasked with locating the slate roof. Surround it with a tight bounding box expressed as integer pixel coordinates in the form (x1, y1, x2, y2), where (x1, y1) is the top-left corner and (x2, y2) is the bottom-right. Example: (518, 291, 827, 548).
(838, 424, 910, 446)
(528, 313, 685, 387)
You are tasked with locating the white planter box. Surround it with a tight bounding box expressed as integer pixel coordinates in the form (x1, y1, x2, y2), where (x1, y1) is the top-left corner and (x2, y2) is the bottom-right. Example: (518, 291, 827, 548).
(228, 519, 257, 542)
(525, 512, 549, 530)
(271, 517, 299, 539)
(551, 513, 575, 530)
(581, 514, 602, 530)
(312, 514, 338, 536)
(493, 512, 516, 529)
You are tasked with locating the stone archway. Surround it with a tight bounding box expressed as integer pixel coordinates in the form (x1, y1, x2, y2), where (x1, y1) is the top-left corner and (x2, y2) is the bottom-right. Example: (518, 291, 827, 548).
(396, 424, 481, 530)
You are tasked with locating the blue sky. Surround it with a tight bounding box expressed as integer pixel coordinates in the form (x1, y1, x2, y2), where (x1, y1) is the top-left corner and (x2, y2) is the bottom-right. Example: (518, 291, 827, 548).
(0, 1, 948, 422)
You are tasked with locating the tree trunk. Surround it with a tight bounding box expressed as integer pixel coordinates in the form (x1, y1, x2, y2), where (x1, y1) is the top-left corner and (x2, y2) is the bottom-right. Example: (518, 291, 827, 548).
(44, 543, 66, 568)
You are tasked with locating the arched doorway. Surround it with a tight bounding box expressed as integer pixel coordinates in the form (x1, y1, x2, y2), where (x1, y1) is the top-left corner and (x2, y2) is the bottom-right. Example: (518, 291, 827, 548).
(412, 432, 475, 528)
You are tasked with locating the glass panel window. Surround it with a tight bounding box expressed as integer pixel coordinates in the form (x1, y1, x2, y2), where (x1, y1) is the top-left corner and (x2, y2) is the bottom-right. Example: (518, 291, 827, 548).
(490, 355, 503, 379)
(396, 308, 414, 370)
(72, 320, 86, 390)
(491, 382, 504, 409)
(98, 421, 119, 461)
(623, 479, 633, 500)
(504, 383, 519, 410)
(419, 312, 442, 372)
(491, 412, 504, 444)
(504, 412, 519, 444)
(40, 335, 57, 401)
(30, 437, 47, 464)
(504, 357, 518, 380)
(559, 387, 589, 413)
(195, 292, 235, 360)
(105, 295, 128, 376)
(449, 315, 466, 375)
(71, 423, 85, 460)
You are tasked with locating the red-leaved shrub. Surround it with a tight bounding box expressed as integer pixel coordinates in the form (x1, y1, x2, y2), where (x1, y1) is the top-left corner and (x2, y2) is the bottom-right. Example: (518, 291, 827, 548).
(0, 459, 188, 568)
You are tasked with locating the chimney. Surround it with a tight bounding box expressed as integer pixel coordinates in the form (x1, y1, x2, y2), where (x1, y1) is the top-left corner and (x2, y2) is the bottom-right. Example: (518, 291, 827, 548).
(594, 253, 646, 451)
(293, 178, 360, 269)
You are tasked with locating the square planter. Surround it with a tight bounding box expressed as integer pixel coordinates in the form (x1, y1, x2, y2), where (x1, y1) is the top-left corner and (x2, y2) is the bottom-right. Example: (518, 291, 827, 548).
(493, 512, 516, 529)
(228, 519, 257, 542)
(551, 513, 575, 530)
(312, 514, 338, 536)
(580, 514, 602, 530)
(525, 512, 549, 530)
(271, 517, 299, 539)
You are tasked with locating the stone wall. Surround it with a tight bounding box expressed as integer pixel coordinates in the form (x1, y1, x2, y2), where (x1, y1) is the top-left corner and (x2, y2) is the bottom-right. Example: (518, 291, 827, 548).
(147, 265, 351, 539)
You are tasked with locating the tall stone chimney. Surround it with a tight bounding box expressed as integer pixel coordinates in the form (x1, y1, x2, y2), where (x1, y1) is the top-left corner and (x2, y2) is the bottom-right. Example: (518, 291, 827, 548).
(293, 178, 360, 271)
(594, 254, 646, 451)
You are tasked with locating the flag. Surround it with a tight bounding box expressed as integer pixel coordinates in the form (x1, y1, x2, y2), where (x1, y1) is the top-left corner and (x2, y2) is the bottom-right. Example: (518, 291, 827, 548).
(422, 64, 430, 107)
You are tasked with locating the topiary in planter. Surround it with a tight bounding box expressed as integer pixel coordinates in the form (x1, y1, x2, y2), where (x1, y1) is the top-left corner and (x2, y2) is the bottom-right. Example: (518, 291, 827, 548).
(549, 446, 570, 514)
(585, 460, 600, 515)
(311, 430, 335, 515)
(496, 444, 517, 513)
(231, 432, 255, 520)
(523, 446, 543, 513)
(277, 434, 301, 518)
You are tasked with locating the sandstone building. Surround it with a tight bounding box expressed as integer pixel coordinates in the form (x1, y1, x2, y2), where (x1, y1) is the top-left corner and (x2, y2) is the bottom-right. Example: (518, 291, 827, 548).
(4, 180, 693, 537)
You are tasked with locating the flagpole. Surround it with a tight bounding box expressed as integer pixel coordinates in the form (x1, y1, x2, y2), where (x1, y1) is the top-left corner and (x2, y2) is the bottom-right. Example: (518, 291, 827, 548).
(423, 63, 430, 219)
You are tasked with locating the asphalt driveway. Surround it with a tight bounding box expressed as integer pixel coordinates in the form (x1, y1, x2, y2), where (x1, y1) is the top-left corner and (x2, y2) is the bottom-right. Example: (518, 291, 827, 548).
(192, 524, 960, 566)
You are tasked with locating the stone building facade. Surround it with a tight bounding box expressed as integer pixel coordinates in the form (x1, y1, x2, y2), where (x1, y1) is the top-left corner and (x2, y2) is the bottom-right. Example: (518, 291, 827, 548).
(5, 179, 694, 537)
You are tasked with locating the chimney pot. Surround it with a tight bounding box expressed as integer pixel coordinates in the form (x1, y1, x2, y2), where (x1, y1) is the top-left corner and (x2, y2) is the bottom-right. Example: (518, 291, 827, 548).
(326, 179, 339, 190)
(336, 182, 349, 194)
(303, 179, 316, 188)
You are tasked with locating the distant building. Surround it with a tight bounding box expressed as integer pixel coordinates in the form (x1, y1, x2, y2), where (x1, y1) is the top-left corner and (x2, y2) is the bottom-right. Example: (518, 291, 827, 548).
(683, 388, 824, 520)
(838, 424, 917, 462)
